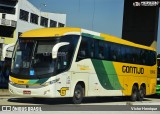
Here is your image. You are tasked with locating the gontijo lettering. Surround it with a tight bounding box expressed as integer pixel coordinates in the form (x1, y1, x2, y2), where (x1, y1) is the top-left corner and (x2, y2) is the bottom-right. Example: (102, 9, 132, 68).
(122, 65, 144, 74)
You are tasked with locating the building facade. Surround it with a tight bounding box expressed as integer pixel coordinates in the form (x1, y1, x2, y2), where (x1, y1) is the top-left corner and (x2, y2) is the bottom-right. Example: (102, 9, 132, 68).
(0, 0, 66, 88)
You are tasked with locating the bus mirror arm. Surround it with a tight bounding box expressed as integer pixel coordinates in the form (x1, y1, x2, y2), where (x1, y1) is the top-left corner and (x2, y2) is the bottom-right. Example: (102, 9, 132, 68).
(52, 42, 70, 59)
(2, 43, 15, 61)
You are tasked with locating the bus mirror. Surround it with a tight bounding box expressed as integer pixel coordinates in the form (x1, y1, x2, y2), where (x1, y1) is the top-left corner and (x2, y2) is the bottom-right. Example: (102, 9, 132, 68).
(52, 42, 70, 59)
(2, 43, 15, 61)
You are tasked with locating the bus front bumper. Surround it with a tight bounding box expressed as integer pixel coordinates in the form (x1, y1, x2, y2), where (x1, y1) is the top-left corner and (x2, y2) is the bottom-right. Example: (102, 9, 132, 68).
(9, 83, 55, 98)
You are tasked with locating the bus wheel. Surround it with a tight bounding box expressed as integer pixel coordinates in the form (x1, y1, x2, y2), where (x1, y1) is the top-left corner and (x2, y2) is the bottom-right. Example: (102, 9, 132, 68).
(131, 85, 138, 102)
(72, 84, 84, 104)
(138, 86, 146, 101)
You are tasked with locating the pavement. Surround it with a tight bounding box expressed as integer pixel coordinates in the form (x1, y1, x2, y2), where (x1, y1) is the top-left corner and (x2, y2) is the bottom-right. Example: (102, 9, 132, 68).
(0, 90, 160, 113)
(0, 89, 160, 106)
(0, 89, 10, 96)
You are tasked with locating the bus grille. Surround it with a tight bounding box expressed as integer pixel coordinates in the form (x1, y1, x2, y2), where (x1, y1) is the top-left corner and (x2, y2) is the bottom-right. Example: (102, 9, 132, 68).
(10, 83, 43, 88)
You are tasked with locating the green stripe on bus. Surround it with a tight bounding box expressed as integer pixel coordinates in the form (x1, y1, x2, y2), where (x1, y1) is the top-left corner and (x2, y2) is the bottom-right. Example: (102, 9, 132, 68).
(91, 59, 114, 90)
(102, 61, 123, 90)
(82, 33, 93, 38)
(82, 33, 104, 40)
(27, 78, 49, 84)
(93, 36, 104, 40)
(28, 80, 38, 84)
(36, 78, 49, 84)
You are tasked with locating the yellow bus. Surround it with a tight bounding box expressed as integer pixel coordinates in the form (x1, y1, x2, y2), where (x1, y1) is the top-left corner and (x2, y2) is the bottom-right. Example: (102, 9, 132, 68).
(8, 27, 157, 104)
(156, 56, 160, 95)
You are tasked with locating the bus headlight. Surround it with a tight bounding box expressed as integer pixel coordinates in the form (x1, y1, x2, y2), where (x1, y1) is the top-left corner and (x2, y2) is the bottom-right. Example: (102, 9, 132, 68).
(157, 78, 160, 81)
(9, 80, 15, 85)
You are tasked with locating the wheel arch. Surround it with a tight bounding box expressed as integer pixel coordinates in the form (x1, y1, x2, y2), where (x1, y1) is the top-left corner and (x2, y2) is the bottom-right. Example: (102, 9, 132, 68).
(76, 81, 85, 96)
(140, 83, 146, 89)
(130, 83, 139, 101)
(133, 83, 139, 88)
(131, 83, 139, 94)
(140, 83, 146, 95)
(72, 81, 86, 104)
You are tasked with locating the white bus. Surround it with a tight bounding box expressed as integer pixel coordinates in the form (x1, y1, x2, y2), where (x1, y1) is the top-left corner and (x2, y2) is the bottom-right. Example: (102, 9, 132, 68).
(8, 27, 157, 104)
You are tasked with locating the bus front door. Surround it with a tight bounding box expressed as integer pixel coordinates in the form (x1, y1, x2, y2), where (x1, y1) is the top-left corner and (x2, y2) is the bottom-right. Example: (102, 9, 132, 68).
(55, 72, 71, 97)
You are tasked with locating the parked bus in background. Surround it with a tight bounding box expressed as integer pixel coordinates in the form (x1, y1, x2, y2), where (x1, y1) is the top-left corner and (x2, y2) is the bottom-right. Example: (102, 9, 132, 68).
(156, 56, 160, 95)
(6, 27, 157, 104)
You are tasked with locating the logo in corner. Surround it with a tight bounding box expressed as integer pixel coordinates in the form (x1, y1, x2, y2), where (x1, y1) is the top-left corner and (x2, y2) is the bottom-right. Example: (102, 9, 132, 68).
(133, 2, 140, 6)
(57, 87, 69, 96)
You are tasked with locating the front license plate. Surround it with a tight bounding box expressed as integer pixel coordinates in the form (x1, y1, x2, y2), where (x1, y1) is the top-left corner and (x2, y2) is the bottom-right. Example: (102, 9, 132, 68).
(23, 90, 31, 94)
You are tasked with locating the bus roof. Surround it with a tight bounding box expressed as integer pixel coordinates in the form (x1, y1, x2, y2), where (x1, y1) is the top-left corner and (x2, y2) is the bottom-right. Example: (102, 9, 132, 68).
(20, 27, 81, 38)
(20, 27, 155, 51)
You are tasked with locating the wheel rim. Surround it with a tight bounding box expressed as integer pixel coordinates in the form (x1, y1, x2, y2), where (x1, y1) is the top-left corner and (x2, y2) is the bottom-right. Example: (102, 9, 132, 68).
(133, 90, 137, 98)
(75, 90, 81, 100)
(139, 87, 145, 99)
(139, 90, 144, 98)
(131, 86, 138, 101)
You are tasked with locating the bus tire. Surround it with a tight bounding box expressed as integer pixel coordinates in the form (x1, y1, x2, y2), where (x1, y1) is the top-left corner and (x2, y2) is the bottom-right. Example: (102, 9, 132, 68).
(72, 84, 84, 104)
(131, 85, 138, 102)
(137, 86, 146, 101)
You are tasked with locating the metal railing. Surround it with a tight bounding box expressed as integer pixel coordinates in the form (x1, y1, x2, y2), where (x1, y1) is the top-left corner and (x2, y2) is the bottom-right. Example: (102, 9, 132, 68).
(0, 18, 17, 27)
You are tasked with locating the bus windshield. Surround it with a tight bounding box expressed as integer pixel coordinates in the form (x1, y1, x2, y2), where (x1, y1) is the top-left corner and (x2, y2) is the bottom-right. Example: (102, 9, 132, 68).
(11, 35, 79, 79)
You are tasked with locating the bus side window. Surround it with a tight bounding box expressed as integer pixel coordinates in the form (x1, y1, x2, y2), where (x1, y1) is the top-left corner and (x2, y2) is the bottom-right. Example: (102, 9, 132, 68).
(58, 35, 79, 72)
(110, 44, 117, 61)
(89, 39, 94, 58)
(95, 40, 99, 59)
(98, 41, 104, 59)
(133, 48, 139, 64)
(120, 45, 125, 62)
(76, 36, 89, 61)
(130, 47, 135, 63)
(116, 44, 121, 62)
(149, 51, 156, 66)
(140, 50, 144, 65)
(104, 42, 110, 60)
(145, 50, 150, 65)
(56, 45, 69, 72)
(94, 40, 104, 60)
(125, 47, 132, 63)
